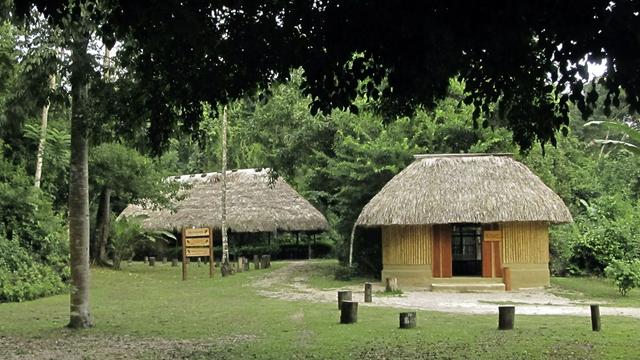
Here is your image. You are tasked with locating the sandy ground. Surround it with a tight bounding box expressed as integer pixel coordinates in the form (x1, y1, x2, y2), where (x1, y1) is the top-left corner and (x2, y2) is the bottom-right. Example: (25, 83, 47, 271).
(253, 261, 640, 318)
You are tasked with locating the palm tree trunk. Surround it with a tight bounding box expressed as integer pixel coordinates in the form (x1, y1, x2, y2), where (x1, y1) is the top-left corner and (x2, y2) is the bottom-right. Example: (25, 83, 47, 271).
(34, 74, 56, 188)
(67, 33, 93, 329)
(220, 105, 230, 276)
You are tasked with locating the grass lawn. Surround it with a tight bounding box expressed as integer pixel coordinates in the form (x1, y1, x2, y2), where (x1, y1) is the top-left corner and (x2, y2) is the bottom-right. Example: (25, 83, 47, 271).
(304, 259, 376, 290)
(0, 262, 638, 359)
(551, 276, 640, 307)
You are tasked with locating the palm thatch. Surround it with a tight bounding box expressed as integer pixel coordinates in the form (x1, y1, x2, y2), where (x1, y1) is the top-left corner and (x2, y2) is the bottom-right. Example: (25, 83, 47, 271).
(120, 169, 328, 233)
(356, 154, 573, 226)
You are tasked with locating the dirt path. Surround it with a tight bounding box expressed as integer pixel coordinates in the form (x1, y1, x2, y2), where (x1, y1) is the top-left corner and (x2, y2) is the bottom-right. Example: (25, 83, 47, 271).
(253, 261, 640, 318)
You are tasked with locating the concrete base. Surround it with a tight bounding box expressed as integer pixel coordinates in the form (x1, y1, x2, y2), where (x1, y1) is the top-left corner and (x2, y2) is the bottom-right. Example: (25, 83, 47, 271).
(381, 264, 432, 288)
(503, 263, 550, 289)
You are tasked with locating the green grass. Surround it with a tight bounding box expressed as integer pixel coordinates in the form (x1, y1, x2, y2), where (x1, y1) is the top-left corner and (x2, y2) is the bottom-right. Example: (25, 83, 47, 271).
(0, 263, 639, 359)
(551, 276, 640, 307)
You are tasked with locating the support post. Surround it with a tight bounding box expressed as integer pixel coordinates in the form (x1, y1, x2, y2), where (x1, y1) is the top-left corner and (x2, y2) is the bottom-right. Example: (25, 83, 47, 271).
(591, 304, 601, 331)
(337, 290, 352, 310)
(503, 267, 512, 291)
(181, 229, 187, 281)
(498, 306, 515, 330)
(399, 312, 417, 329)
(340, 301, 358, 324)
(364, 283, 372, 303)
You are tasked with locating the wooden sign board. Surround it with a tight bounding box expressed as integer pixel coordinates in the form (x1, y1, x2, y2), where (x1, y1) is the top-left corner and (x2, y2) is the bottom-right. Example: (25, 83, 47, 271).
(185, 237, 210, 247)
(182, 227, 214, 280)
(484, 230, 502, 242)
(185, 228, 210, 237)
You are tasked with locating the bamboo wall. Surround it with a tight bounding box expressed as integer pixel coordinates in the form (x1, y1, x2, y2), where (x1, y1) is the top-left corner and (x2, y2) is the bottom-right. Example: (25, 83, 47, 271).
(501, 222, 549, 264)
(382, 225, 432, 265)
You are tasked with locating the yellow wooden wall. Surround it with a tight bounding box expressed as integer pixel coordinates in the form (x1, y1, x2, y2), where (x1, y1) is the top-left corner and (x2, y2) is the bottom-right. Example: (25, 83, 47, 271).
(501, 222, 549, 264)
(382, 225, 432, 265)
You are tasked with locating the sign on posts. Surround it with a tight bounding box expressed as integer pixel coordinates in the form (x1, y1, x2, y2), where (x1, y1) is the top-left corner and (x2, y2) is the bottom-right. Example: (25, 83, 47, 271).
(182, 227, 214, 280)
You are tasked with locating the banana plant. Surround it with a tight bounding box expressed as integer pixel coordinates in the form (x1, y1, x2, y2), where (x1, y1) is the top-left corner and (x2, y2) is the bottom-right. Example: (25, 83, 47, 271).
(584, 120, 640, 156)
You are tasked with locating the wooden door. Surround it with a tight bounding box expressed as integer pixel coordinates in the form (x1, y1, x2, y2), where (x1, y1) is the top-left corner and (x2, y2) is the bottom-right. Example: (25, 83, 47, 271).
(432, 224, 452, 278)
(482, 230, 502, 278)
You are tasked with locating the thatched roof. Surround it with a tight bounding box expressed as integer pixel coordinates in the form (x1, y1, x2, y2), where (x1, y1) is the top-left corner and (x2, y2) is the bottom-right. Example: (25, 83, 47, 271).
(356, 154, 573, 226)
(120, 169, 328, 233)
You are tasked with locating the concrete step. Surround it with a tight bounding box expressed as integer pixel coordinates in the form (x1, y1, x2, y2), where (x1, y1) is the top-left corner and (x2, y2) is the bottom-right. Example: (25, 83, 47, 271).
(431, 277, 504, 285)
(431, 283, 506, 292)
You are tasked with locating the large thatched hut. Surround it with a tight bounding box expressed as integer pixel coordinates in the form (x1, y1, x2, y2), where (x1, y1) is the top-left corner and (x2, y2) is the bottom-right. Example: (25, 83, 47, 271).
(355, 154, 572, 290)
(120, 168, 328, 233)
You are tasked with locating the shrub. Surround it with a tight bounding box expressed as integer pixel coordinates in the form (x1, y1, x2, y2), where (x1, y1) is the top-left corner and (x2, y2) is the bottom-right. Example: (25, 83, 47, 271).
(604, 259, 640, 296)
(110, 216, 174, 269)
(334, 265, 354, 281)
(0, 234, 66, 302)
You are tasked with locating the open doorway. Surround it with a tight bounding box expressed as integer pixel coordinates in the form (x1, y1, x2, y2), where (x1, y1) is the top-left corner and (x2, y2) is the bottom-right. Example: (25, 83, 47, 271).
(451, 224, 482, 276)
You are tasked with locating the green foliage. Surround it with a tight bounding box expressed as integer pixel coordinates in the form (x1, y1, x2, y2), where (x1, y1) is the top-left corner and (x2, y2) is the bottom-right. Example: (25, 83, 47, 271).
(109, 216, 174, 269)
(0, 233, 66, 302)
(604, 259, 640, 296)
(0, 150, 68, 275)
(0, 153, 68, 302)
(333, 265, 354, 281)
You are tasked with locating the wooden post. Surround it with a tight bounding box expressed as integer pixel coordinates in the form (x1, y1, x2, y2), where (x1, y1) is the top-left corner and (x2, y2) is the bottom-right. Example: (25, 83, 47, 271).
(385, 277, 398, 292)
(148, 257, 155, 266)
(498, 306, 515, 330)
(162, 256, 167, 264)
(236, 257, 244, 273)
(261, 255, 269, 269)
(209, 226, 214, 278)
(591, 304, 601, 331)
(197, 257, 202, 267)
(254, 255, 260, 270)
(143, 256, 148, 264)
(172, 258, 178, 267)
(503, 267, 512, 291)
(364, 283, 372, 303)
(337, 290, 352, 310)
(243, 257, 250, 271)
(399, 312, 417, 329)
(181, 229, 187, 281)
(266, 255, 271, 268)
(340, 301, 358, 324)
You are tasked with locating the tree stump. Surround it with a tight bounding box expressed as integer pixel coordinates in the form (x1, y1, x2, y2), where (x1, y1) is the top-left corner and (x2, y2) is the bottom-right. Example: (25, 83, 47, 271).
(337, 290, 353, 310)
(254, 255, 260, 270)
(591, 304, 601, 331)
(162, 256, 167, 264)
(364, 283, 373, 303)
(171, 258, 178, 267)
(243, 257, 250, 271)
(498, 306, 515, 330)
(340, 301, 358, 324)
(143, 256, 148, 264)
(261, 255, 269, 269)
(148, 257, 155, 266)
(385, 277, 398, 292)
(266, 255, 271, 268)
(399, 312, 417, 329)
(197, 257, 202, 267)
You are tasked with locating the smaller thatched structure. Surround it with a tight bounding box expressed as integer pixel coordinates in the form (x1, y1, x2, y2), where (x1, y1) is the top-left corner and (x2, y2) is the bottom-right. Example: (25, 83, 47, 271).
(120, 168, 328, 233)
(355, 153, 572, 290)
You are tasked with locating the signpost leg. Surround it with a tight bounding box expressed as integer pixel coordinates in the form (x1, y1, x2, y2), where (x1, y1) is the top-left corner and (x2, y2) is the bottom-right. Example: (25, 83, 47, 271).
(182, 229, 187, 281)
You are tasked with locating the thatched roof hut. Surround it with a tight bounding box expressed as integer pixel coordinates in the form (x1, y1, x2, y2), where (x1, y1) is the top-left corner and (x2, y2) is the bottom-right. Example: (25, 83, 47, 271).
(120, 168, 328, 233)
(356, 153, 572, 226)
(354, 153, 572, 290)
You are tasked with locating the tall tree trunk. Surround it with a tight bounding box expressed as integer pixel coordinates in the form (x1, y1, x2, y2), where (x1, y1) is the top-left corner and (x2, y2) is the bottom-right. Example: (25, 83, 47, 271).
(92, 186, 112, 266)
(68, 34, 93, 329)
(34, 74, 56, 188)
(220, 105, 230, 276)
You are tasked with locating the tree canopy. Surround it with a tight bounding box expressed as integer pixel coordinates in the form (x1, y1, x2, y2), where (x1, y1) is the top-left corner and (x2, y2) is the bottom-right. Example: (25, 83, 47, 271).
(9, 1, 640, 150)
